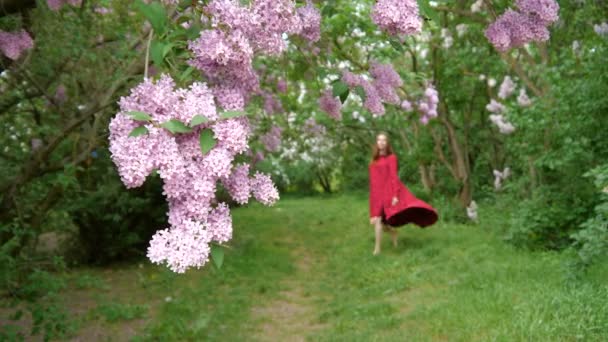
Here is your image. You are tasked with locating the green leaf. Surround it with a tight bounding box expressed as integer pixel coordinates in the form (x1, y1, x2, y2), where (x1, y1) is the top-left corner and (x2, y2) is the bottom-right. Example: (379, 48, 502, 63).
(135, 0, 167, 35)
(220, 111, 247, 119)
(185, 22, 202, 40)
(390, 39, 405, 52)
(150, 40, 165, 67)
(179, 66, 195, 82)
(332, 81, 349, 98)
(129, 126, 149, 137)
(161, 119, 193, 134)
(199, 129, 216, 155)
(211, 244, 224, 269)
(416, 0, 440, 23)
(127, 111, 152, 122)
(354, 85, 367, 102)
(189, 115, 208, 127)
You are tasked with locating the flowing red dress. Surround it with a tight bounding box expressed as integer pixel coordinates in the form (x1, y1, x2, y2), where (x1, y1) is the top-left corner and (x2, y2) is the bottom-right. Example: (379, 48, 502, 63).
(369, 154, 438, 228)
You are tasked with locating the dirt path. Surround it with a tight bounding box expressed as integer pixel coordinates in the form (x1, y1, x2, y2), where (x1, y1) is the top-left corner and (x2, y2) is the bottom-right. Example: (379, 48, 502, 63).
(249, 243, 327, 342)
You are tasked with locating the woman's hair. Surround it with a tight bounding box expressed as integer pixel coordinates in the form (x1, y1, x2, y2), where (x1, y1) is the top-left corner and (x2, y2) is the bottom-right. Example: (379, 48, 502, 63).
(371, 132, 394, 161)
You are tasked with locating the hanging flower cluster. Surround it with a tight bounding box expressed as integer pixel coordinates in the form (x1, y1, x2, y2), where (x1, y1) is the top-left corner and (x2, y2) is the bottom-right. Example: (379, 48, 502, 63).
(109, 74, 281, 273)
(485, 0, 559, 52)
(0, 30, 34, 60)
(371, 0, 423, 36)
(493, 167, 511, 190)
(318, 90, 342, 120)
(417, 85, 439, 125)
(335, 61, 404, 117)
(47, 0, 81, 11)
(190, 0, 321, 111)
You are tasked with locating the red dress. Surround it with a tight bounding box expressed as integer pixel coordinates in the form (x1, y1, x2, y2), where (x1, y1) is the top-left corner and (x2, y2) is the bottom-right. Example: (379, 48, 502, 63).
(369, 154, 438, 228)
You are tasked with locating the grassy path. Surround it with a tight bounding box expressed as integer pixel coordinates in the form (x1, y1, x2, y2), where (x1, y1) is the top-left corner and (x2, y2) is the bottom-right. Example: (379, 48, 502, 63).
(6, 194, 607, 341)
(139, 193, 607, 341)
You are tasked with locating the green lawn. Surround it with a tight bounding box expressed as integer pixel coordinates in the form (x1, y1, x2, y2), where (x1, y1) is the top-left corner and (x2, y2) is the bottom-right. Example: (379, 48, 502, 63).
(6, 193, 608, 341)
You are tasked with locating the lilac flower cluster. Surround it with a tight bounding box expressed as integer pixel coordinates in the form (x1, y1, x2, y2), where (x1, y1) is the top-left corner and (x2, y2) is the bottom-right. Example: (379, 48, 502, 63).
(417, 85, 439, 125)
(489, 114, 516, 134)
(486, 99, 506, 114)
(263, 92, 284, 115)
(370, 61, 403, 105)
(109, 75, 279, 273)
(318, 90, 342, 120)
(0, 30, 34, 60)
(594, 22, 608, 37)
(47, 0, 81, 11)
(517, 88, 532, 107)
(297, 1, 322, 43)
(371, 0, 422, 36)
(498, 76, 516, 99)
(339, 62, 404, 117)
(485, 0, 559, 52)
(493, 167, 511, 190)
(190, 0, 320, 112)
(303, 117, 326, 136)
(261, 125, 283, 152)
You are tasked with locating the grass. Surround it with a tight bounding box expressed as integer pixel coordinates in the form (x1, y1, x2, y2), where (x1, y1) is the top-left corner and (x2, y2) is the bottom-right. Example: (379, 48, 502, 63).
(3, 193, 607, 341)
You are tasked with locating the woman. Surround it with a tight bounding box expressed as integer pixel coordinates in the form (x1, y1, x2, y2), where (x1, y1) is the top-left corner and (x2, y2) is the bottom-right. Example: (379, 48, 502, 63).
(369, 132, 438, 255)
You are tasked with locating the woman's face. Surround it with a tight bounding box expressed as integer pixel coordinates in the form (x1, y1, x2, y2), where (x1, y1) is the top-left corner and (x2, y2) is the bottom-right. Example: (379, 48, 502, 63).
(376, 134, 388, 151)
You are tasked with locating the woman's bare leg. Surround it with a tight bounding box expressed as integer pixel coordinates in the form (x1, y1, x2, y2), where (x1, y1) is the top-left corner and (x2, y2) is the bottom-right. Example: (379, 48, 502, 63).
(373, 219, 383, 255)
(388, 225, 398, 247)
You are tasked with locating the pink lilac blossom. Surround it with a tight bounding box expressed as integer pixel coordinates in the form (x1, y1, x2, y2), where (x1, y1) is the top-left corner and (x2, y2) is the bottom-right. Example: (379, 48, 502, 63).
(188, 30, 254, 84)
(498, 76, 516, 99)
(371, 0, 423, 36)
(250, 171, 280, 206)
(263, 93, 284, 115)
(206, 203, 233, 243)
(205, 0, 253, 32)
(147, 219, 211, 273)
(489, 114, 516, 134)
(250, 0, 301, 55)
(486, 99, 506, 114)
(213, 86, 246, 111)
(516, 0, 559, 25)
(47, 0, 81, 11)
(485, 0, 558, 52)
(303, 117, 326, 136)
(370, 62, 403, 105)
(277, 79, 288, 93)
(222, 163, 251, 204)
(319, 89, 342, 120)
(517, 88, 532, 107)
(362, 80, 386, 116)
(401, 100, 413, 112)
(0, 30, 34, 60)
(261, 125, 283, 152)
(417, 85, 439, 125)
(296, 1, 321, 43)
(212, 117, 250, 154)
(340, 70, 387, 116)
(594, 22, 608, 36)
(341, 70, 361, 88)
(109, 75, 279, 273)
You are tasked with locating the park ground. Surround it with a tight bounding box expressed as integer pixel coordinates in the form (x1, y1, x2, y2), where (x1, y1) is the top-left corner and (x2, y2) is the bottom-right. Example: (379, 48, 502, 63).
(2, 193, 608, 341)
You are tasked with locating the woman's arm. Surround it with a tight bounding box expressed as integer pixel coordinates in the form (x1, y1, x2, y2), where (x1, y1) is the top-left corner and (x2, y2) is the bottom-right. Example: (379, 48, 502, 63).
(388, 155, 400, 202)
